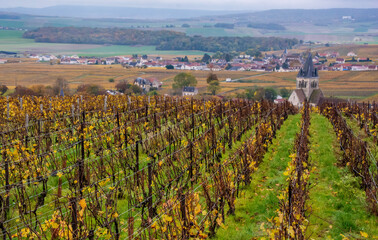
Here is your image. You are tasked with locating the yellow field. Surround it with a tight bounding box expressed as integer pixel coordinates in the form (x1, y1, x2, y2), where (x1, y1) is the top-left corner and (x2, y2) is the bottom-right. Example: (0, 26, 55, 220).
(0, 61, 376, 99)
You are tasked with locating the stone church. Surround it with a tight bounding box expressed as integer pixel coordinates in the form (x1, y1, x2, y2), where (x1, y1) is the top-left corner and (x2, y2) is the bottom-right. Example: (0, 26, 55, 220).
(288, 52, 324, 107)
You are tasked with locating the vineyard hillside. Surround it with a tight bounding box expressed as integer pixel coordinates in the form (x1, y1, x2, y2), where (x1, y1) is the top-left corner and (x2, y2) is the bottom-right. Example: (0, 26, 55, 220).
(0, 95, 376, 239)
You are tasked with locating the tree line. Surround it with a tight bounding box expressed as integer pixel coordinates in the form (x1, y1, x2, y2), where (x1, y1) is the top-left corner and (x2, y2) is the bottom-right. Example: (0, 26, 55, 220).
(23, 27, 298, 52)
(23, 27, 185, 46)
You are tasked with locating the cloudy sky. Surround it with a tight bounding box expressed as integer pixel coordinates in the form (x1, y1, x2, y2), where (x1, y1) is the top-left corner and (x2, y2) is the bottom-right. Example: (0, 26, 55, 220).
(1, 0, 377, 10)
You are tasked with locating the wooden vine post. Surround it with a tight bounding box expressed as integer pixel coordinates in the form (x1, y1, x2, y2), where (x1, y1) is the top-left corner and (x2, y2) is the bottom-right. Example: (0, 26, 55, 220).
(70, 197, 78, 240)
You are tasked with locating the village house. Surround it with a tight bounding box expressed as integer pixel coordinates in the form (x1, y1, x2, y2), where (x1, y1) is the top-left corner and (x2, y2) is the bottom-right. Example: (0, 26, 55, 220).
(318, 53, 330, 58)
(87, 59, 98, 65)
(274, 95, 286, 104)
(335, 58, 345, 64)
(351, 65, 369, 71)
(38, 55, 57, 62)
(210, 65, 222, 71)
(288, 52, 324, 107)
(339, 64, 352, 71)
(368, 65, 377, 71)
(285, 53, 301, 62)
(329, 52, 340, 58)
(146, 78, 163, 88)
(105, 58, 116, 65)
(239, 54, 251, 59)
(60, 57, 79, 65)
(229, 66, 245, 71)
(347, 52, 357, 57)
(134, 77, 152, 92)
(28, 54, 39, 59)
(77, 59, 88, 65)
(182, 86, 198, 96)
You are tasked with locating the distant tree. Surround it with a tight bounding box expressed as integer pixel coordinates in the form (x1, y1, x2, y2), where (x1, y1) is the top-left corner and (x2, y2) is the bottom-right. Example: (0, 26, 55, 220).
(108, 78, 115, 83)
(201, 53, 211, 63)
(225, 63, 233, 70)
(247, 23, 285, 30)
(253, 88, 265, 100)
(182, 24, 190, 28)
(0, 85, 8, 95)
(325, 43, 330, 47)
(30, 85, 54, 96)
(172, 73, 197, 90)
(115, 80, 132, 93)
(147, 90, 159, 96)
(142, 54, 148, 60)
(246, 49, 262, 58)
(280, 88, 290, 98)
(77, 84, 105, 95)
(129, 85, 142, 94)
(11, 85, 36, 96)
(53, 77, 69, 95)
(183, 56, 189, 62)
(132, 54, 138, 58)
(264, 88, 277, 101)
(165, 64, 174, 70)
(275, 64, 280, 70)
(208, 80, 221, 95)
(242, 87, 277, 100)
(206, 72, 218, 84)
(282, 62, 289, 69)
(214, 23, 234, 29)
(212, 51, 222, 59)
(225, 53, 232, 62)
(254, 50, 262, 58)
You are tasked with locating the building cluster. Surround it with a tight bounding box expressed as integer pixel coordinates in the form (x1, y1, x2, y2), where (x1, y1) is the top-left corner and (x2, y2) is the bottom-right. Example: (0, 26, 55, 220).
(23, 49, 377, 73)
(279, 50, 377, 72)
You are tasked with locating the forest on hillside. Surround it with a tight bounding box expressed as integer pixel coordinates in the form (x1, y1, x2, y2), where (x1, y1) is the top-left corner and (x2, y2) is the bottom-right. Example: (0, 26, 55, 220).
(23, 27, 298, 52)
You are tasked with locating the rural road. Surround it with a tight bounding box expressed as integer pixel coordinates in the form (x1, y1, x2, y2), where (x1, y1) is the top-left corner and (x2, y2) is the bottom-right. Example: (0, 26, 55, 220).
(221, 72, 269, 82)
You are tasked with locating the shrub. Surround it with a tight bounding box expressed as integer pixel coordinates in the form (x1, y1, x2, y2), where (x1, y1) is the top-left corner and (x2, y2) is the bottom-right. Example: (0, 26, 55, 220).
(77, 84, 105, 95)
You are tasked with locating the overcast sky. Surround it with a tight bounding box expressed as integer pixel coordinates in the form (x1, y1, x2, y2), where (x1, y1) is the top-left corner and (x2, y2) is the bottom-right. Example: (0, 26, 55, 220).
(1, 0, 377, 10)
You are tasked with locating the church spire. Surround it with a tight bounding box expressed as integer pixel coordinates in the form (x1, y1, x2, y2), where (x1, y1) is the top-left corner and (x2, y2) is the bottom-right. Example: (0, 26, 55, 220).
(297, 52, 318, 78)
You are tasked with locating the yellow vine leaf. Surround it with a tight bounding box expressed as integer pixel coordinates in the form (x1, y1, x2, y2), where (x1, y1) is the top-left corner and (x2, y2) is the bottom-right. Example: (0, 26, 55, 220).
(79, 199, 87, 209)
(360, 231, 368, 238)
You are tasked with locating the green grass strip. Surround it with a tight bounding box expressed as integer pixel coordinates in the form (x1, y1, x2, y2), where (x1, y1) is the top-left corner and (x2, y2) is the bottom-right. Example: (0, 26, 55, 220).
(306, 113, 378, 239)
(214, 114, 301, 239)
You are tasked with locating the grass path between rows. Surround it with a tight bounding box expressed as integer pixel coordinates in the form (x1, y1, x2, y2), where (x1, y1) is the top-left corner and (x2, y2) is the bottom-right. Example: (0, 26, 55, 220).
(214, 114, 301, 239)
(306, 113, 378, 239)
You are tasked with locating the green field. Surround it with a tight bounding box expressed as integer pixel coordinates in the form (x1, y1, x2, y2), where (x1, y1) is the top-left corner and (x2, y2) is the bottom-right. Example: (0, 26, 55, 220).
(73, 45, 209, 57)
(0, 30, 209, 56)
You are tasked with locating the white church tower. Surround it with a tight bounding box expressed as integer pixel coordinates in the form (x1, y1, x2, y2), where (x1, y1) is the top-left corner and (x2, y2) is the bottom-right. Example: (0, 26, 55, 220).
(288, 52, 324, 107)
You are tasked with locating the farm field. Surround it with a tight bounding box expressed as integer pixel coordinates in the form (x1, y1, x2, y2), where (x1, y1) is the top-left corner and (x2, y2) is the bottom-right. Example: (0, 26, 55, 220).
(266, 44, 378, 58)
(0, 95, 376, 239)
(0, 30, 208, 57)
(0, 61, 377, 100)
